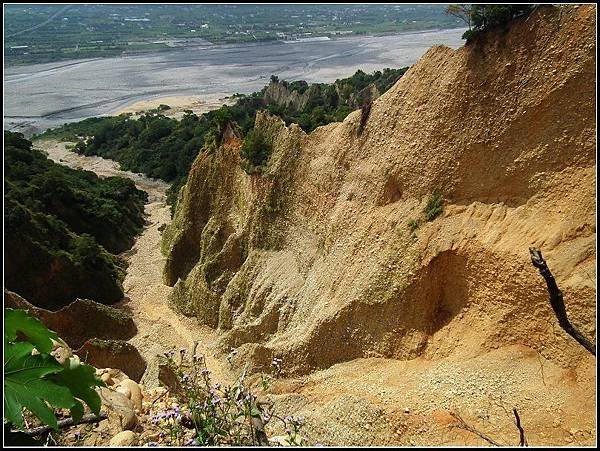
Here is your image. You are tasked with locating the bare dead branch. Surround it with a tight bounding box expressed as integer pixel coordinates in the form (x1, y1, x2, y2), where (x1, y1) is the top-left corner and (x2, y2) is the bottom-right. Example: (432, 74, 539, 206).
(529, 247, 596, 356)
(512, 408, 527, 446)
(14, 412, 108, 437)
(449, 411, 502, 446)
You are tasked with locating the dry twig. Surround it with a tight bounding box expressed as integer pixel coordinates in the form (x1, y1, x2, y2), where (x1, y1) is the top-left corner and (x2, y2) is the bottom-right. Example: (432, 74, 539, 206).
(529, 247, 596, 356)
(513, 408, 527, 446)
(15, 412, 108, 437)
(449, 411, 502, 446)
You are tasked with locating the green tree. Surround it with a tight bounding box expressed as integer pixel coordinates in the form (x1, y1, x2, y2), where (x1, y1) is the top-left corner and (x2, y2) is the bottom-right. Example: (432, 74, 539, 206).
(240, 129, 272, 174)
(446, 4, 473, 30)
(448, 4, 535, 41)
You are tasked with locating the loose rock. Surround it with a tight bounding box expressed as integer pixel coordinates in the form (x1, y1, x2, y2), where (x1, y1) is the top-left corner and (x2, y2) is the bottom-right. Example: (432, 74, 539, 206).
(109, 431, 138, 447)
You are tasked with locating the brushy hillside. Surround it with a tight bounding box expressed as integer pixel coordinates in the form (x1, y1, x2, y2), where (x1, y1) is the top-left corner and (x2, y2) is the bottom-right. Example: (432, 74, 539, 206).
(4, 131, 147, 309)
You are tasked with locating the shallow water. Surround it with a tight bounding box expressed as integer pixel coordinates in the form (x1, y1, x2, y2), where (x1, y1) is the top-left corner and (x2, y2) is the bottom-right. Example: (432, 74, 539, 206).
(4, 28, 465, 135)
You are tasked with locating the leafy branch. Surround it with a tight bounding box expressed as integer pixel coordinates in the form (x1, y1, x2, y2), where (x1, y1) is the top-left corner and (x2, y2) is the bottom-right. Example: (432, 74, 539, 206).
(4, 308, 105, 432)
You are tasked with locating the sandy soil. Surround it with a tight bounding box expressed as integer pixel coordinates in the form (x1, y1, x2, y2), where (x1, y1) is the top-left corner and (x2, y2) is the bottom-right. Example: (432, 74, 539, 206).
(112, 94, 235, 120)
(34, 137, 597, 446)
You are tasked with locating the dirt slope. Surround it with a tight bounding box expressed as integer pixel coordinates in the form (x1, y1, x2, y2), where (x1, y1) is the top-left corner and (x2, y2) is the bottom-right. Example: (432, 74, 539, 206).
(161, 5, 596, 445)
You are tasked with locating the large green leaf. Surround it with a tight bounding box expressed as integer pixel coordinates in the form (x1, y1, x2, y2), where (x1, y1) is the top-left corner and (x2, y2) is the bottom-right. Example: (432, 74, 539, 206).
(4, 308, 58, 353)
(4, 341, 75, 430)
(51, 357, 104, 421)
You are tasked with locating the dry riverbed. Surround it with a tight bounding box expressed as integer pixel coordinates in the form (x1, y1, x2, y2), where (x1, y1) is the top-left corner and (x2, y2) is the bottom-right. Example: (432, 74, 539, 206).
(35, 139, 233, 388)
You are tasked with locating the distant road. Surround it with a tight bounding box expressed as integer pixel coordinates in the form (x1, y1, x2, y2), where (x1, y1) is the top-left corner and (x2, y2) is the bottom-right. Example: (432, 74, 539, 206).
(6, 5, 71, 38)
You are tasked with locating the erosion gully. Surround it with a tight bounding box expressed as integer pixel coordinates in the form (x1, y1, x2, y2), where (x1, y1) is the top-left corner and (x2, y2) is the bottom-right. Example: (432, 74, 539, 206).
(36, 139, 232, 388)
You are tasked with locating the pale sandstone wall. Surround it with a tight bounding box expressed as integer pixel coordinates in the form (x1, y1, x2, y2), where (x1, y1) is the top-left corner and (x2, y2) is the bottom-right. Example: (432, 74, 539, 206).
(162, 5, 596, 375)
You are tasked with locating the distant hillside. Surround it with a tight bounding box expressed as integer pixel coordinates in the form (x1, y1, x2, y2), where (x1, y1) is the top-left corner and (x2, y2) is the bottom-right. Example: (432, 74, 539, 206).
(4, 131, 147, 309)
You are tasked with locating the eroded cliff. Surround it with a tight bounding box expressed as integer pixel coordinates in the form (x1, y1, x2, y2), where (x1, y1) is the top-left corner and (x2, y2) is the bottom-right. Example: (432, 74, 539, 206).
(162, 5, 596, 381)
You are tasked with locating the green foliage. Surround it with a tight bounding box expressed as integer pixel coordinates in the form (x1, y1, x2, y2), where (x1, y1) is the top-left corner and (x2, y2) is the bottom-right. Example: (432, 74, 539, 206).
(424, 191, 444, 222)
(32, 116, 116, 142)
(4, 341, 74, 430)
(38, 109, 214, 194)
(4, 131, 146, 308)
(36, 67, 408, 211)
(240, 129, 273, 174)
(4, 308, 59, 353)
(471, 4, 534, 31)
(408, 218, 421, 233)
(268, 67, 408, 132)
(4, 309, 104, 431)
(446, 4, 473, 29)
(448, 4, 535, 41)
(461, 29, 479, 41)
(50, 358, 104, 423)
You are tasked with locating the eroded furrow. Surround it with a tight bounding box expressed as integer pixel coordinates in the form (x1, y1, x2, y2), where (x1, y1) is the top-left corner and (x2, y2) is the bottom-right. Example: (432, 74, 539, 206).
(36, 139, 231, 387)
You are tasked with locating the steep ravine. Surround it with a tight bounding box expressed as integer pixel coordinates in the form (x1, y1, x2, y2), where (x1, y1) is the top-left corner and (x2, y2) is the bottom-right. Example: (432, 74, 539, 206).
(26, 6, 597, 445)
(35, 140, 234, 388)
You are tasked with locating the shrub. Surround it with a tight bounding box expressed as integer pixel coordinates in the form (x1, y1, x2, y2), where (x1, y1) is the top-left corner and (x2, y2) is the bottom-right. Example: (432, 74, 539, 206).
(448, 4, 536, 41)
(471, 5, 534, 31)
(424, 191, 444, 221)
(240, 129, 273, 174)
(4, 131, 145, 308)
(154, 349, 308, 446)
(408, 218, 421, 232)
(461, 29, 479, 41)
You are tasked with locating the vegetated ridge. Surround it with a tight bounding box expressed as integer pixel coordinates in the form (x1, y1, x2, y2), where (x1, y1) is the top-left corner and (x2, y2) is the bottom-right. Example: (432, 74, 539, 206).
(4, 131, 147, 309)
(37, 67, 408, 213)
